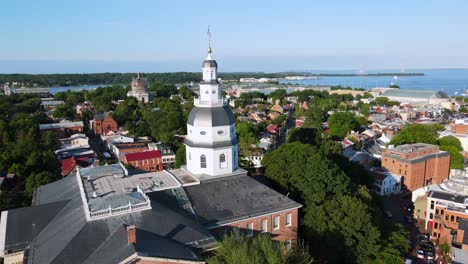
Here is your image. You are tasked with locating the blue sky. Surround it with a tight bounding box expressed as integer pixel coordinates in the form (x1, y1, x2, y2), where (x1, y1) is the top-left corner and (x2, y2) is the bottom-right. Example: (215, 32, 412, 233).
(1, 0, 467, 73)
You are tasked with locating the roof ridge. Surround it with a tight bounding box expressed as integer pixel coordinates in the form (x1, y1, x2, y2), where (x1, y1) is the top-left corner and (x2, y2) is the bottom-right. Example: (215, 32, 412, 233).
(82, 224, 133, 264)
(27, 199, 74, 264)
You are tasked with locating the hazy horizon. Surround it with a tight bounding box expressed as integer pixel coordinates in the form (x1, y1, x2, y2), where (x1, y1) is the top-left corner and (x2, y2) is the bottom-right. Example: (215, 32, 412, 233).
(1, 0, 467, 73)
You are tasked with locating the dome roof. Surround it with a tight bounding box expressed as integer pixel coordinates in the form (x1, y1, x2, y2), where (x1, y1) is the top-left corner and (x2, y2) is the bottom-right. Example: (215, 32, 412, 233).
(202, 59, 217, 68)
(187, 106, 235, 127)
(131, 73, 148, 93)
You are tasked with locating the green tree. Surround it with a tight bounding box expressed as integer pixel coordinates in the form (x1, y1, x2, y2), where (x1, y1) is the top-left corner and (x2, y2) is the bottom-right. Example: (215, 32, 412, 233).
(327, 112, 360, 138)
(438, 135, 463, 151)
(178, 86, 195, 100)
(268, 89, 287, 103)
(53, 103, 75, 119)
(304, 194, 381, 264)
(390, 124, 444, 146)
(208, 234, 313, 264)
(440, 145, 464, 170)
(25, 172, 59, 195)
(236, 122, 260, 156)
(175, 144, 186, 168)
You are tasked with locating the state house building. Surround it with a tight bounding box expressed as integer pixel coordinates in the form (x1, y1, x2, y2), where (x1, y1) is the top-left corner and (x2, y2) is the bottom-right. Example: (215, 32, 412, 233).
(0, 47, 301, 264)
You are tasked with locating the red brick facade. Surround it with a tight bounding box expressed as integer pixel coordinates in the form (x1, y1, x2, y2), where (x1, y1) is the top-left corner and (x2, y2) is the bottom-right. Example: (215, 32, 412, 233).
(210, 208, 299, 242)
(431, 205, 467, 245)
(451, 124, 468, 134)
(122, 150, 164, 172)
(93, 114, 118, 135)
(381, 144, 450, 191)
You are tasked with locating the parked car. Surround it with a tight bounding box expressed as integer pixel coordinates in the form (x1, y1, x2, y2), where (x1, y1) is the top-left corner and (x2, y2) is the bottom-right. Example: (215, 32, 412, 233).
(405, 215, 414, 223)
(427, 260, 435, 264)
(417, 233, 430, 241)
(426, 250, 434, 260)
(384, 211, 393, 218)
(417, 249, 425, 259)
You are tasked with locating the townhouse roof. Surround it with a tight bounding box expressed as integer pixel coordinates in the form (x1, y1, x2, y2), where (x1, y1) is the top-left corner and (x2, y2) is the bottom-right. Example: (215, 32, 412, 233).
(39, 121, 84, 130)
(427, 190, 468, 204)
(124, 150, 162, 162)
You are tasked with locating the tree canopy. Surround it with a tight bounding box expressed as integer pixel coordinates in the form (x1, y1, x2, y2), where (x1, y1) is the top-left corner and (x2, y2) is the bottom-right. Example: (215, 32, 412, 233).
(390, 124, 444, 146)
(327, 111, 361, 138)
(208, 234, 313, 264)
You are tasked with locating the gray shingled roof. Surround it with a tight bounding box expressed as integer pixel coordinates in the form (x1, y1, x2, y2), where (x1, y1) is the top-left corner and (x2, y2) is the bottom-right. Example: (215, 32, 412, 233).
(187, 106, 235, 127)
(94, 113, 108, 121)
(428, 190, 467, 204)
(183, 174, 302, 227)
(12, 175, 215, 264)
(4, 201, 69, 252)
(459, 219, 468, 245)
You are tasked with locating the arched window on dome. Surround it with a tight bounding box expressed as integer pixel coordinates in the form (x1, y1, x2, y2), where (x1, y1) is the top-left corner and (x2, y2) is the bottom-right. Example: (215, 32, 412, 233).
(200, 155, 206, 168)
(220, 154, 227, 168)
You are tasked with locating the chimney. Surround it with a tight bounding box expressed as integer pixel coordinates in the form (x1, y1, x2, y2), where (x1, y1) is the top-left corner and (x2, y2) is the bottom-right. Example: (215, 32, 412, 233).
(127, 225, 136, 244)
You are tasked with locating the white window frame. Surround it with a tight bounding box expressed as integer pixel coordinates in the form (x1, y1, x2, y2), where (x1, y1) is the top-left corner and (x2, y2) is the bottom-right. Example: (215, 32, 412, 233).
(286, 213, 292, 227)
(261, 219, 268, 233)
(273, 216, 280, 230)
(247, 222, 254, 237)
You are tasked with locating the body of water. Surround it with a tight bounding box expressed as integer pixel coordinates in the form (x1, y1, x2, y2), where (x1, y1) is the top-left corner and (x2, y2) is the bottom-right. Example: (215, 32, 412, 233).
(279, 69, 468, 96)
(48, 69, 468, 96)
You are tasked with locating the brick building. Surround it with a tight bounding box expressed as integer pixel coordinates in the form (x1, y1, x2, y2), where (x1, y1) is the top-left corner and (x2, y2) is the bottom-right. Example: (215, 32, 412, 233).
(92, 113, 118, 135)
(426, 191, 468, 239)
(381, 143, 450, 191)
(451, 123, 468, 134)
(0, 46, 301, 264)
(113, 142, 150, 160)
(122, 150, 164, 172)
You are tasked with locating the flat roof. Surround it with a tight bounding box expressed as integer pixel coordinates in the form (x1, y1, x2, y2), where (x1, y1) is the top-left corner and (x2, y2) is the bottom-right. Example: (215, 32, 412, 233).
(165, 168, 200, 186)
(389, 143, 437, 154)
(82, 170, 182, 199)
(39, 121, 84, 130)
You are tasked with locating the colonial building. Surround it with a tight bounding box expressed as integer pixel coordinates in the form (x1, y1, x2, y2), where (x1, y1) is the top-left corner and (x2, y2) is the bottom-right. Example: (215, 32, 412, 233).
(91, 113, 118, 135)
(0, 46, 301, 264)
(381, 143, 450, 191)
(122, 150, 164, 172)
(127, 72, 150, 103)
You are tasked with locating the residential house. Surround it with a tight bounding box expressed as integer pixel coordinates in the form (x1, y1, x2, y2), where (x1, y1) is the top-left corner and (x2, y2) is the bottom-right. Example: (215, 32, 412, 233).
(155, 143, 176, 169)
(122, 150, 164, 172)
(58, 133, 89, 150)
(113, 142, 150, 161)
(268, 111, 281, 120)
(266, 124, 279, 136)
(369, 168, 402, 196)
(248, 112, 266, 123)
(270, 102, 284, 114)
(295, 116, 305, 128)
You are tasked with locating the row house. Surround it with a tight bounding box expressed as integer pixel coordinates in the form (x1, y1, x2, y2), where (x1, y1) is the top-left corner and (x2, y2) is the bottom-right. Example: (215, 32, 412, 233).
(122, 150, 164, 172)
